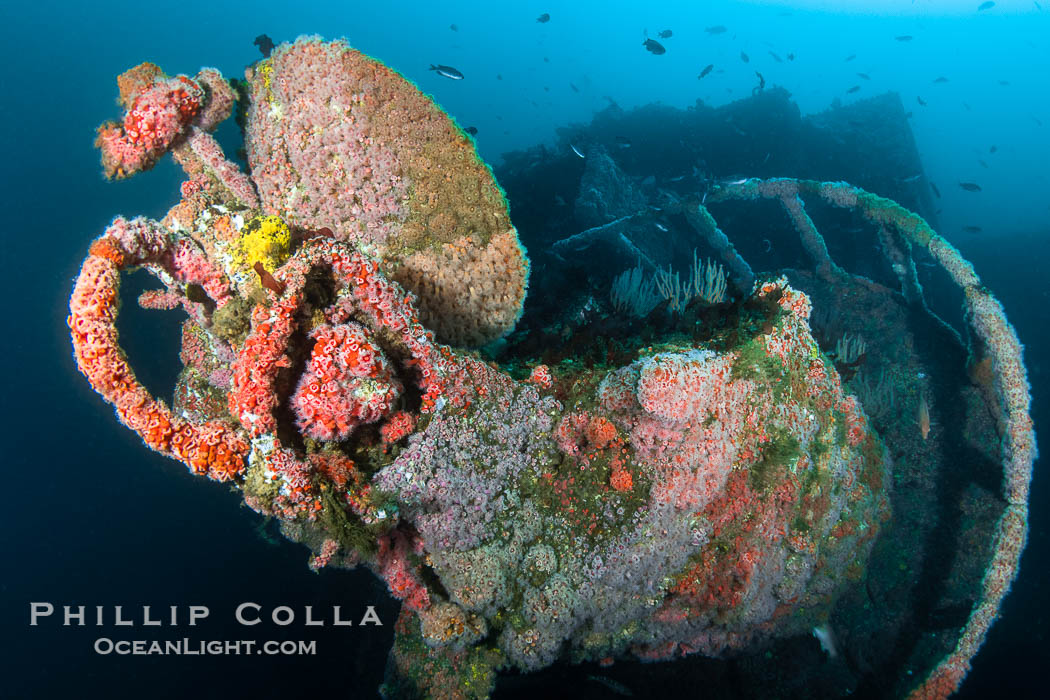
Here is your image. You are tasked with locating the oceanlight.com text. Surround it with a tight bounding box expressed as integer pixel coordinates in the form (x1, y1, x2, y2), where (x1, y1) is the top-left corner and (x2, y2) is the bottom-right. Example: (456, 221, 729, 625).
(94, 638, 317, 656)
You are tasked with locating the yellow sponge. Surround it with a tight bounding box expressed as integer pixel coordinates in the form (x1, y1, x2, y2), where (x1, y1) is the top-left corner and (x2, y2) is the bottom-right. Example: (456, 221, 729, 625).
(233, 215, 291, 273)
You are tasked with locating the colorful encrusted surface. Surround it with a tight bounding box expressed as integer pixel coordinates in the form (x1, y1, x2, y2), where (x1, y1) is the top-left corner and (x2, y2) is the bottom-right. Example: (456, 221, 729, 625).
(70, 38, 1034, 700)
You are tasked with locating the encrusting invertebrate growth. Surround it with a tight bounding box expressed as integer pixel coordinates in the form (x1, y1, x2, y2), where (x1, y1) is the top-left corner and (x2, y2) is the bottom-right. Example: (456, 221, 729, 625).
(72, 37, 1035, 699)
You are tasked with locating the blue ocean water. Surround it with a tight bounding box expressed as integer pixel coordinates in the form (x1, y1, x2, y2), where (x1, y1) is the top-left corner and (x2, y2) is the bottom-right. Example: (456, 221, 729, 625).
(2, 1, 1046, 697)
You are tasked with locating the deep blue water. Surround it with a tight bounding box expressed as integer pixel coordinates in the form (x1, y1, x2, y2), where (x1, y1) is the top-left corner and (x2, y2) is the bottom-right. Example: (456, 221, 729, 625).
(2, 1, 1047, 697)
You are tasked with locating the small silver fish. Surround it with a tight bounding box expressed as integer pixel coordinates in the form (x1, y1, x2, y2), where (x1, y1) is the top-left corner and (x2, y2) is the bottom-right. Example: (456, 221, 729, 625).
(654, 222, 669, 232)
(587, 675, 633, 696)
(813, 625, 838, 658)
(429, 64, 464, 80)
(570, 143, 585, 158)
